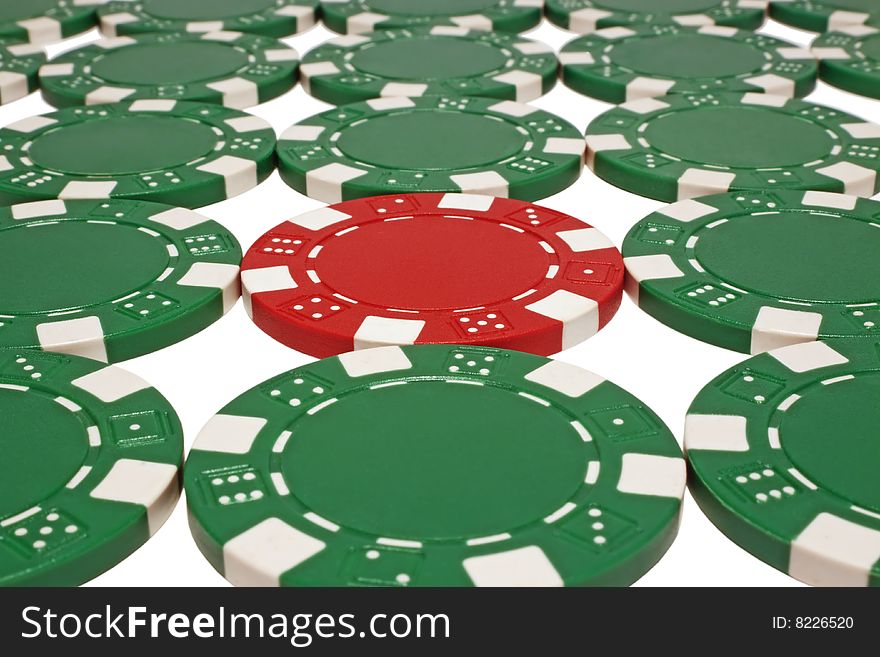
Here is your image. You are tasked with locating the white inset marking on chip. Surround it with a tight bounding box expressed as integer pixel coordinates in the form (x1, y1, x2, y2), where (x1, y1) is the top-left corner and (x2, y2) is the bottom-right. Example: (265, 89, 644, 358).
(556, 227, 614, 252)
(306, 163, 369, 203)
(11, 199, 66, 219)
(450, 171, 509, 197)
(685, 415, 749, 452)
(59, 181, 117, 199)
(623, 254, 685, 303)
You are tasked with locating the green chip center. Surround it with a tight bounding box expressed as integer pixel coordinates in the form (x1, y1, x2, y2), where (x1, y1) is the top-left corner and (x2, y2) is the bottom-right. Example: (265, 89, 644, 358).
(611, 34, 765, 78)
(352, 37, 508, 81)
(365, 0, 502, 17)
(282, 380, 588, 540)
(645, 106, 834, 168)
(595, 0, 726, 10)
(693, 210, 880, 303)
(0, 387, 89, 518)
(92, 42, 249, 86)
(0, 221, 170, 314)
(142, 0, 275, 20)
(28, 116, 220, 176)
(778, 373, 880, 513)
(0, 0, 56, 22)
(336, 110, 527, 170)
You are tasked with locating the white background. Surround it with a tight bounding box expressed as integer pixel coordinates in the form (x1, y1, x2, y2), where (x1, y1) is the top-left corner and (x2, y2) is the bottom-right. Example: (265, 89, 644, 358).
(4, 13, 876, 588)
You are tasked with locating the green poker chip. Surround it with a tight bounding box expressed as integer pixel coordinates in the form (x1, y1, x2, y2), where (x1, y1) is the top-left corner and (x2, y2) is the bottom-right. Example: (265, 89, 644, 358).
(0, 352, 183, 586)
(98, 0, 318, 38)
(0, 199, 242, 363)
(0, 39, 45, 106)
(301, 27, 558, 105)
(561, 26, 817, 104)
(0, 100, 276, 208)
(39, 31, 300, 109)
(546, 0, 767, 34)
(277, 96, 585, 203)
(623, 190, 880, 354)
(770, 0, 877, 33)
(319, 0, 544, 34)
(686, 339, 880, 587)
(586, 92, 880, 202)
(813, 24, 880, 99)
(185, 345, 685, 587)
(0, 0, 102, 44)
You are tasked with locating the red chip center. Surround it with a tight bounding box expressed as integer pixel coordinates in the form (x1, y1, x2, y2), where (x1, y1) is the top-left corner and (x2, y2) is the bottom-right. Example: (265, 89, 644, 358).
(315, 216, 551, 311)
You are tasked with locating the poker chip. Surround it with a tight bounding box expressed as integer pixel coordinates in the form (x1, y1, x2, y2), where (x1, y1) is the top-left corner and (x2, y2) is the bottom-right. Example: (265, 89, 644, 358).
(770, 0, 877, 33)
(0, 100, 276, 208)
(623, 190, 880, 354)
(98, 0, 318, 38)
(242, 193, 624, 358)
(0, 0, 103, 44)
(301, 27, 558, 105)
(813, 24, 880, 99)
(0, 199, 242, 363)
(185, 344, 686, 587)
(686, 339, 880, 587)
(586, 92, 880, 202)
(0, 39, 45, 105)
(545, 0, 767, 34)
(277, 96, 585, 203)
(0, 352, 182, 586)
(560, 26, 817, 104)
(39, 31, 300, 109)
(319, 0, 544, 35)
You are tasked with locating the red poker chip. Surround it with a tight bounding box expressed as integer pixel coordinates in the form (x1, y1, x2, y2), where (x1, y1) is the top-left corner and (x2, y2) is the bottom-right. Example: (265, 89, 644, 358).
(241, 193, 623, 357)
